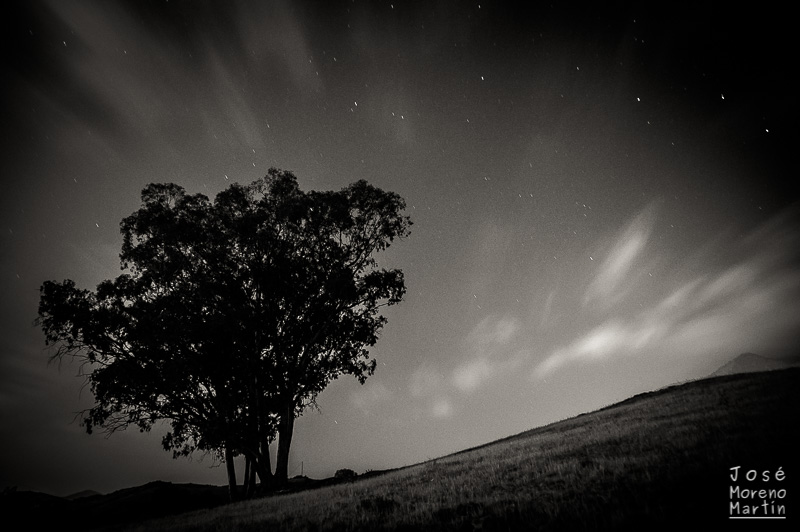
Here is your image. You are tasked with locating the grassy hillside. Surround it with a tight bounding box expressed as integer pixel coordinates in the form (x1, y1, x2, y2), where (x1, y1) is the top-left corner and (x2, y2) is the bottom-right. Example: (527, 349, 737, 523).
(107, 368, 799, 531)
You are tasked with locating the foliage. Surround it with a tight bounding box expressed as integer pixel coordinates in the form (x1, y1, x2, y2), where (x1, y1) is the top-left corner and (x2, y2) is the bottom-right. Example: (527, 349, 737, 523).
(333, 468, 358, 480)
(37, 168, 411, 495)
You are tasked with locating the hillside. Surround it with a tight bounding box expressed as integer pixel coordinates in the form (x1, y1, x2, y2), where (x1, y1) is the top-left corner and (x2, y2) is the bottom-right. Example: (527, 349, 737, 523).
(123, 368, 799, 531)
(5, 369, 797, 531)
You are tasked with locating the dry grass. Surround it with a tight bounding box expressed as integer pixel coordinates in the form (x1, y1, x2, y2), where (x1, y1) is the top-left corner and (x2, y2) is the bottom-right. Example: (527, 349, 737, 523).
(115, 369, 800, 531)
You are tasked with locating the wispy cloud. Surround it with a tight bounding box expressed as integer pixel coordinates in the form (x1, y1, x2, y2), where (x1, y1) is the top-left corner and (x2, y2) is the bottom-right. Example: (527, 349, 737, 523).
(43, 0, 319, 160)
(452, 358, 494, 393)
(409, 364, 454, 418)
(538, 290, 557, 330)
(467, 223, 516, 301)
(534, 320, 662, 378)
(451, 315, 522, 393)
(43, 0, 183, 143)
(350, 381, 393, 415)
(536, 205, 800, 378)
(409, 364, 443, 398)
(583, 205, 657, 308)
(235, 0, 323, 96)
(431, 398, 454, 418)
(467, 315, 519, 348)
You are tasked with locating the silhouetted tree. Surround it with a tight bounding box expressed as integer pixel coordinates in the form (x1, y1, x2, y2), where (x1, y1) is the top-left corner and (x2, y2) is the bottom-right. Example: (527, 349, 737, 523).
(37, 169, 411, 498)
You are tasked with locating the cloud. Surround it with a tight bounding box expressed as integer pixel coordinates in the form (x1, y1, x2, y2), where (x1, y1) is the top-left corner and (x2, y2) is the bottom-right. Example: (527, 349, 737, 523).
(235, 0, 323, 96)
(535, 321, 639, 378)
(467, 315, 519, 348)
(367, 89, 420, 145)
(431, 398, 453, 418)
(467, 223, 516, 300)
(538, 290, 557, 330)
(200, 49, 271, 151)
(536, 205, 800, 378)
(449, 315, 523, 394)
(350, 381, 393, 415)
(654, 279, 703, 313)
(43, 0, 181, 140)
(583, 205, 656, 307)
(408, 365, 455, 418)
(42, 0, 321, 160)
(696, 264, 758, 307)
(409, 364, 442, 398)
(452, 358, 494, 393)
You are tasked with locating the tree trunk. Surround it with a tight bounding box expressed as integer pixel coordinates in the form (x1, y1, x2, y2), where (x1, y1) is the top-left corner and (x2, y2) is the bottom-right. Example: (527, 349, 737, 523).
(256, 437, 274, 490)
(247, 456, 258, 497)
(244, 455, 257, 498)
(224, 444, 238, 501)
(240, 446, 267, 495)
(275, 402, 295, 485)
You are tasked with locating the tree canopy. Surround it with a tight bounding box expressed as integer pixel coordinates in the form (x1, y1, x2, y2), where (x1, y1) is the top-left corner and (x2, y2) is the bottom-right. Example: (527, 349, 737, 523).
(37, 169, 411, 497)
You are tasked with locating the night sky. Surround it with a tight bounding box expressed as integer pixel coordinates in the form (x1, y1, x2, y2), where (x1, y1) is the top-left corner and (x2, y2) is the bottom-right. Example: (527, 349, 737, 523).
(2, 1, 798, 497)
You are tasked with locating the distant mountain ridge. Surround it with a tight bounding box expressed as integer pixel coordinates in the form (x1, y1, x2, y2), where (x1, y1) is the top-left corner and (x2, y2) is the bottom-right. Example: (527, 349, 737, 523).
(65, 489, 102, 500)
(710, 351, 800, 377)
(0, 481, 230, 531)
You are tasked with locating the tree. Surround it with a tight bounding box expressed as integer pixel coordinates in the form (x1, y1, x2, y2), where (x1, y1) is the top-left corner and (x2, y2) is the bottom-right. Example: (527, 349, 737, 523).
(37, 168, 411, 498)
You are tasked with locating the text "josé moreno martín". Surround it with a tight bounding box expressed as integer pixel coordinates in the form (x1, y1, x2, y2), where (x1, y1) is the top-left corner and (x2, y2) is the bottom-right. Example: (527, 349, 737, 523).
(729, 466, 787, 518)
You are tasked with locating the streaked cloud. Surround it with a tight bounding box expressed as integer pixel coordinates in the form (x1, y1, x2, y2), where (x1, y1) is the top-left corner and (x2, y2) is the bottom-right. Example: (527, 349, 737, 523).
(431, 398, 454, 418)
(696, 264, 758, 307)
(583, 205, 656, 307)
(538, 290, 557, 330)
(408, 365, 455, 419)
(467, 315, 519, 348)
(452, 358, 494, 393)
(409, 364, 442, 398)
(449, 315, 522, 394)
(537, 205, 800, 378)
(44, 0, 180, 139)
(350, 381, 393, 415)
(535, 320, 665, 378)
(467, 223, 516, 301)
(535, 321, 623, 377)
(235, 0, 323, 96)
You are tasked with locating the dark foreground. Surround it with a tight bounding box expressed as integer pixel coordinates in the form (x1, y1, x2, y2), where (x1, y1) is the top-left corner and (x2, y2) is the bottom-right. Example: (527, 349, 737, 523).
(5, 368, 799, 531)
